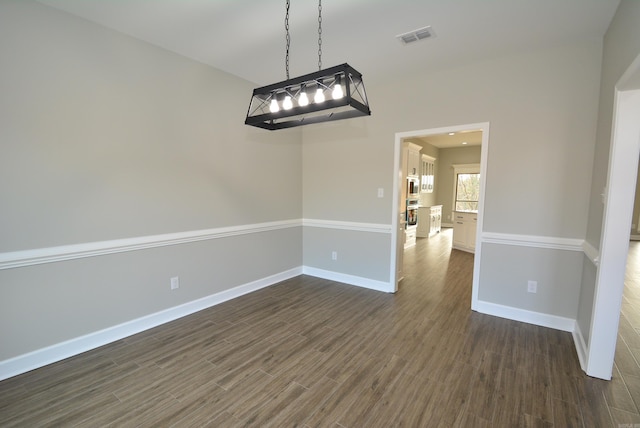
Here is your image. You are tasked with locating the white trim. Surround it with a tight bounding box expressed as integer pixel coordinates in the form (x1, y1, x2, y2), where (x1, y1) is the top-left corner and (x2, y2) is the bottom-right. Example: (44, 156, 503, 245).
(392, 122, 491, 302)
(0, 219, 392, 271)
(480, 231, 601, 266)
(587, 84, 640, 380)
(0, 267, 302, 381)
(573, 322, 588, 372)
(302, 266, 394, 293)
(475, 300, 576, 332)
(302, 219, 392, 234)
(451, 163, 481, 171)
(0, 220, 302, 271)
(472, 126, 490, 311)
(391, 129, 403, 291)
(482, 232, 583, 252)
(582, 241, 600, 266)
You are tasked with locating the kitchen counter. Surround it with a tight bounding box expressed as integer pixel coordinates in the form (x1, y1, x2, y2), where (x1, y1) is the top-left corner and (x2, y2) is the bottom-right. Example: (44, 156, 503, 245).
(452, 211, 477, 253)
(417, 205, 442, 238)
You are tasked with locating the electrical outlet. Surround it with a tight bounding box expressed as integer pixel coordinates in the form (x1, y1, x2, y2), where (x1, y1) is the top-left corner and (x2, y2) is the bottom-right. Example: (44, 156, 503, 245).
(377, 188, 384, 198)
(170, 276, 180, 290)
(527, 280, 537, 293)
(331, 251, 337, 261)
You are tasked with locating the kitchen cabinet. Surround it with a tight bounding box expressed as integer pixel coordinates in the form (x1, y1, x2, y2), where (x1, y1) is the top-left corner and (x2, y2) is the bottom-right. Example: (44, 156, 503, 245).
(421, 155, 435, 193)
(403, 142, 421, 177)
(401, 142, 422, 253)
(452, 211, 477, 253)
(417, 205, 442, 238)
(404, 226, 417, 249)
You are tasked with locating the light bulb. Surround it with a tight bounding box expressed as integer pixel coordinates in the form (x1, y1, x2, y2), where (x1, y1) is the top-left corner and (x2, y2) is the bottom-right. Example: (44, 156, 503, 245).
(314, 88, 325, 103)
(283, 95, 293, 110)
(332, 83, 344, 99)
(298, 91, 309, 107)
(269, 98, 279, 113)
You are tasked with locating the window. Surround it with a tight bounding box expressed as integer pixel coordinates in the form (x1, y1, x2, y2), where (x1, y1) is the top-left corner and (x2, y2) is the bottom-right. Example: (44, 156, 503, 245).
(452, 163, 480, 212)
(455, 173, 480, 211)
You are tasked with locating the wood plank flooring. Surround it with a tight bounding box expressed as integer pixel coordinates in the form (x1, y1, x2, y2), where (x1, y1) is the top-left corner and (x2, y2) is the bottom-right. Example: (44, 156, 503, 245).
(1, 229, 639, 426)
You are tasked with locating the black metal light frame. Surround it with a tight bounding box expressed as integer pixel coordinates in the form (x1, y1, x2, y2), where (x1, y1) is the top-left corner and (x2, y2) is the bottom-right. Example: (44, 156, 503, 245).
(245, 63, 371, 130)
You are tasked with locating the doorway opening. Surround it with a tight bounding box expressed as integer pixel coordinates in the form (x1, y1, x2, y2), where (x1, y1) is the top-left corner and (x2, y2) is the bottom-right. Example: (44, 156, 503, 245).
(390, 122, 490, 312)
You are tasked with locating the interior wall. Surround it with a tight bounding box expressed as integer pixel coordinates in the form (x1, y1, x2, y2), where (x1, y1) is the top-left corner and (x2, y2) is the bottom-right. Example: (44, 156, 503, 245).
(0, 1, 302, 251)
(577, 255, 598, 346)
(585, 0, 640, 248)
(433, 146, 482, 225)
(577, 0, 640, 354)
(632, 162, 640, 236)
(302, 39, 602, 315)
(0, 1, 303, 363)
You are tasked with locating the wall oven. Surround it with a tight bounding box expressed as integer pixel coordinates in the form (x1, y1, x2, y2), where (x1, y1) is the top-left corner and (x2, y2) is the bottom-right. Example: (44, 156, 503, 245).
(407, 177, 419, 198)
(406, 199, 419, 227)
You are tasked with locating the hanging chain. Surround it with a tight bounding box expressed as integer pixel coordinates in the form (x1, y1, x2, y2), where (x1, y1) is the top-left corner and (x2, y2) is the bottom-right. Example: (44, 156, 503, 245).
(317, 0, 322, 71)
(285, 0, 290, 79)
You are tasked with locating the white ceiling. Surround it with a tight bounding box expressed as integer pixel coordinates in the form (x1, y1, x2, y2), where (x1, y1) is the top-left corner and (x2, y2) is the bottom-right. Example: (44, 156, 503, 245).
(37, 0, 620, 87)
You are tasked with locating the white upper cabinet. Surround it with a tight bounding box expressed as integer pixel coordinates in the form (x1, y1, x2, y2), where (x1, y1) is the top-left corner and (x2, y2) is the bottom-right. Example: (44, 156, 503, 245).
(421, 154, 435, 193)
(403, 142, 422, 178)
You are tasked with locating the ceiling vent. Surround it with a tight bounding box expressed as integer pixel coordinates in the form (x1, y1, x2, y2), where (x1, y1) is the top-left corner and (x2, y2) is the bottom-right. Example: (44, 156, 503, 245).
(396, 26, 436, 45)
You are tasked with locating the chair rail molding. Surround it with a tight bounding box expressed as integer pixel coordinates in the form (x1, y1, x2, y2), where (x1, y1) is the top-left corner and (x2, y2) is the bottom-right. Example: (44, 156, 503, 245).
(0, 219, 302, 270)
(481, 232, 584, 252)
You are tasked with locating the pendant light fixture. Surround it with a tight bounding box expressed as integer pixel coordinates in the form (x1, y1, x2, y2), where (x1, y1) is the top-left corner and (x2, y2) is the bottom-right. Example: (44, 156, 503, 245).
(245, 0, 371, 130)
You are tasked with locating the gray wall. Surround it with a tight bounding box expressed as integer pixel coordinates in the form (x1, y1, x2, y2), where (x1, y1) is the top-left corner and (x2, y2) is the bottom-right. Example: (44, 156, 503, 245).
(434, 146, 482, 225)
(302, 37, 602, 319)
(577, 256, 598, 346)
(632, 163, 640, 235)
(479, 244, 583, 318)
(0, 0, 618, 368)
(0, 1, 303, 360)
(585, 0, 640, 248)
(578, 0, 640, 349)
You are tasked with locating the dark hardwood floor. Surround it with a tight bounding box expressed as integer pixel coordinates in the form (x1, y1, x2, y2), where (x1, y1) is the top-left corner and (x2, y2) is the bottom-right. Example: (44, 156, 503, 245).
(1, 230, 639, 426)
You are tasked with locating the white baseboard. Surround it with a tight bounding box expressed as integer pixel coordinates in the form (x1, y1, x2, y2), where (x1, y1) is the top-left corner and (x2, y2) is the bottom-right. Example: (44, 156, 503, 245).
(0, 267, 302, 381)
(572, 323, 588, 372)
(631, 234, 640, 241)
(302, 266, 394, 293)
(0, 265, 392, 381)
(14, 268, 578, 381)
(475, 300, 576, 332)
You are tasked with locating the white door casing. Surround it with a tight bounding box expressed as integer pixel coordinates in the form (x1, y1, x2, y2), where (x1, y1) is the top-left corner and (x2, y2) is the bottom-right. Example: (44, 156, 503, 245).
(390, 122, 490, 312)
(587, 53, 640, 379)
